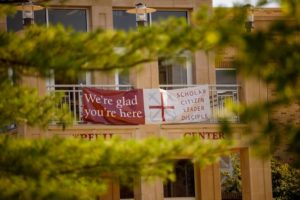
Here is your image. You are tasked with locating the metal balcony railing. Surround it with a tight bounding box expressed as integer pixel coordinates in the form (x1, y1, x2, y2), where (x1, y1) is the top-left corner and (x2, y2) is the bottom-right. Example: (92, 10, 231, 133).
(160, 84, 240, 123)
(47, 84, 133, 124)
(47, 84, 240, 124)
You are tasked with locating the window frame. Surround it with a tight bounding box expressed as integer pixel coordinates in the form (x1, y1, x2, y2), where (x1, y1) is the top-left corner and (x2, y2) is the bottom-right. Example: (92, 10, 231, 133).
(112, 9, 192, 86)
(158, 51, 193, 86)
(31, 7, 91, 86)
(152, 10, 192, 86)
(45, 7, 90, 32)
(6, 7, 90, 32)
(150, 9, 190, 25)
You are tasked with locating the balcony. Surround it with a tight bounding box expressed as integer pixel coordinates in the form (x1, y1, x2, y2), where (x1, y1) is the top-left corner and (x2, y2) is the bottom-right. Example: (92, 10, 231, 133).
(47, 84, 240, 124)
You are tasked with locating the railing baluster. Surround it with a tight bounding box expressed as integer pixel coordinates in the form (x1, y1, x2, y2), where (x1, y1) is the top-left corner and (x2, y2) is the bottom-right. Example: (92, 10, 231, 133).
(236, 87, 240, 122)
(67, 90, 71, 115)
(72, 86, 76, 124)
(78, 87, 83, 124)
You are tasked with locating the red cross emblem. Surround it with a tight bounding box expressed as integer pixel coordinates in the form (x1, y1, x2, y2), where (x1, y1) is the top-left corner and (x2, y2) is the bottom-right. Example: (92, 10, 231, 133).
(149, 92, 175, 121)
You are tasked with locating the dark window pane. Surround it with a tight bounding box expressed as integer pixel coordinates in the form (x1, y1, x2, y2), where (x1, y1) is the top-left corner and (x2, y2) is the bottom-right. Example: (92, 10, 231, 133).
(113, 10, 187, 30)
(7, 9, 85, 31)
(34, 9, 46, 25)
(216, 69, 237, 85)
(119, 72, 130, 85)
(120, 184, 134, 199)
(164, 159, 195, 197)
(48, 9, 87, 31)
(113, 10, 136, 31)
(55, 71, 86, 85)
(152, 11, 187, 23)
(7, 11, 23, 32)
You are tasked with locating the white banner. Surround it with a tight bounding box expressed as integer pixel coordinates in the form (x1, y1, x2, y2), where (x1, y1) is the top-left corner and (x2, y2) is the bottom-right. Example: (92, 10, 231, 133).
(143, 86, 211, 124)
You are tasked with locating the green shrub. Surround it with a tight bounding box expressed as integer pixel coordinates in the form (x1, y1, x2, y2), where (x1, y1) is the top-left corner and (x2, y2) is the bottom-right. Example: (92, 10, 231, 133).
(221, 156, 300, 200)
(271, 159, 300, 200)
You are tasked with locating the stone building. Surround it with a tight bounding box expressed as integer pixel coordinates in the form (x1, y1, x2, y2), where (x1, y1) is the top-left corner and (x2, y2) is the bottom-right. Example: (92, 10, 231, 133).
(2, 0, 288, 200)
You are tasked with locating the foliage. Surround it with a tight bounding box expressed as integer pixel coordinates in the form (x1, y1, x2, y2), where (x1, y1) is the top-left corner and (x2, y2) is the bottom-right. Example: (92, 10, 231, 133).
(0, 136, 230, 200)
(0, 1, 237, 199)
(0, 0, 299, 198)
(0, 1, 298, 164)
(221, 154, 242, 193)
(271, 159, 300, 200)
(205, 0, 300, 166)
(0, 81, 71, 129)
(0, 13, 197, 129)
(222, 0, 300, 164)
(221, 156, 300, 200)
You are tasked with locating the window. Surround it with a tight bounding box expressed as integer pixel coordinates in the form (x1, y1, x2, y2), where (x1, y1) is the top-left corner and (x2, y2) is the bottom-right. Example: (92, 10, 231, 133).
(114, 70, 131, 90)
(152, 11, 188, 23)
(214, 68, 239, 122)
(7, 8, 90, 85)
(115, 70, 130, 85)
(120, 184, 134, 200)
(152, 11, 191, 86)
(216, 68, 237, 85)
(7, 11, 23, 31)
(215, 68, 237, 92)
(7, 9, 46, 32)
(48, 9, 89, 84)
(34, 9, 47, 25)
(118, 73, 130, 85)
(164, 159, 195, 198)
(220, 153, 242, 200)
(112, 10, 188, 30)
(7, 8, 87, 32)
(112, 9, 191, 87)
(48, 9, 87, 31)
(113, 10, 136, 31)
(54, 71, 90, 85)
(113, 11, 134, 86)
(159, 55, 192, 85)
(159, 58, 187, 85)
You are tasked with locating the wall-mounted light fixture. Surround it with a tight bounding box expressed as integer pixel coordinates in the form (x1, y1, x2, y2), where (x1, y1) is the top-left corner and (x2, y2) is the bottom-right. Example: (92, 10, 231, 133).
(16, 0, 43, 26)
(126, 3, 156, 27)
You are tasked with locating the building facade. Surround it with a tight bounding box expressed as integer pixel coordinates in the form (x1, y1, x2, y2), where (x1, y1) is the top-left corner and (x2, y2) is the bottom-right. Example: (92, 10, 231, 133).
(2, 0, 281, 200)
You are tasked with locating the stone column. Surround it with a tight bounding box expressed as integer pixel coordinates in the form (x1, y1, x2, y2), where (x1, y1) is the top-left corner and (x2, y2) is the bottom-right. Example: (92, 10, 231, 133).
(18, 75, 48, 138)
(134, 61, 159, 89)
(195, 162, 221, 200)
(240, 148, 273, 200)
(135, 178, 164, 200)
(101, 179, 120, 200)
(194, 51, 215, 85)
